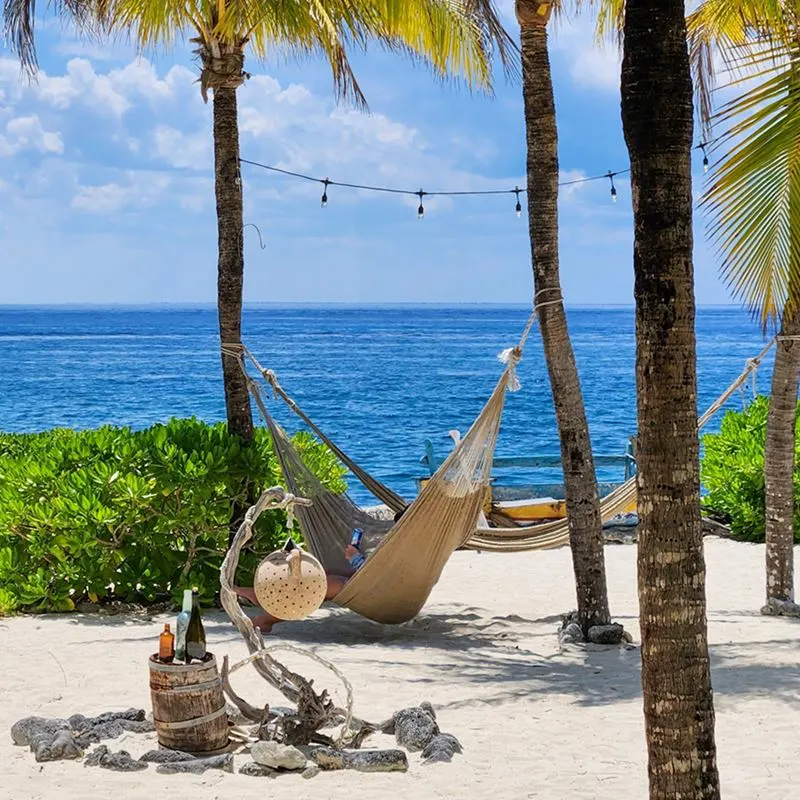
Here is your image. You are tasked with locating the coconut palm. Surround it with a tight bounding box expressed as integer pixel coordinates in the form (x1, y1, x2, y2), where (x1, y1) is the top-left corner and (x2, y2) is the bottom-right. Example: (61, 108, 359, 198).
(4, 0, 515, 442)
(688, 1, 800, 615)
(515, 0, 614, 636)
(620, 0, 721, 796)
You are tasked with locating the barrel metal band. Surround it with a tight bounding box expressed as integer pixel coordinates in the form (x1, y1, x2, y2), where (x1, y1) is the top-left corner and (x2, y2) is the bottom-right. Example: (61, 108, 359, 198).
(155, 705, 227, 730)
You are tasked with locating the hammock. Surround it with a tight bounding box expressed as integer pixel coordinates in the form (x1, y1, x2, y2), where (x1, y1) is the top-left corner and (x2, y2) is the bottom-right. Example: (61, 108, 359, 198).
(229, 331, 775, 624)
(229, 309, 540, 624)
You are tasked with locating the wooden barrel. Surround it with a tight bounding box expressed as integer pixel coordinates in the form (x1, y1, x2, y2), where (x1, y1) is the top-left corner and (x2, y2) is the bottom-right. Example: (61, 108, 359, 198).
(148, 654, 229, 754)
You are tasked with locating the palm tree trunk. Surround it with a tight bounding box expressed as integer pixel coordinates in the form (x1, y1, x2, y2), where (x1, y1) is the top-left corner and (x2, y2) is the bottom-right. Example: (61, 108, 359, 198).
(764, 310, 800, 611)
(621, 1, 720, 798)
(518, 1, 610, 633)
(213, 83, 254, 442)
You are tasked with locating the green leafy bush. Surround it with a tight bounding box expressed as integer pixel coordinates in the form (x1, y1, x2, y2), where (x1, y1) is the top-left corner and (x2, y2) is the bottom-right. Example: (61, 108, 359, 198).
(0, 419, 346, 614)
(701, 396, 800, 542)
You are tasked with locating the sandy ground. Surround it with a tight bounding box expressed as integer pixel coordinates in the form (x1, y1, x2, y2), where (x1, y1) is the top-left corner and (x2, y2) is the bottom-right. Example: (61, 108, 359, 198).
(2, 537, 799, 800)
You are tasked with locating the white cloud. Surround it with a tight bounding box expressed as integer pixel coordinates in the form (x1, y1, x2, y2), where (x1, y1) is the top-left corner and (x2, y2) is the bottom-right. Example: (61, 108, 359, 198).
(71, 172, 172, 212)
(0, 115, 64, 157)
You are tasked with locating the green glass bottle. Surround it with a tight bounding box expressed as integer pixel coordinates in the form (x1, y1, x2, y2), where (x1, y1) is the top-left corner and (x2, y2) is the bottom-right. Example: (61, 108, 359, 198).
(185, 590, 207, 663)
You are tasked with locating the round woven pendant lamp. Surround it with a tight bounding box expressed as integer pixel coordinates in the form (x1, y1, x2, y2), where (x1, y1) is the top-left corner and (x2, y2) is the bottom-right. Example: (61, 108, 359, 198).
(254, 545, 327, 620)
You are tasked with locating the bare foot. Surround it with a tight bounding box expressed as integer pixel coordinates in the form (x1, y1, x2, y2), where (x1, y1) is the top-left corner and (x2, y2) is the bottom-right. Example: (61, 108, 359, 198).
(252, 614, 275, 634)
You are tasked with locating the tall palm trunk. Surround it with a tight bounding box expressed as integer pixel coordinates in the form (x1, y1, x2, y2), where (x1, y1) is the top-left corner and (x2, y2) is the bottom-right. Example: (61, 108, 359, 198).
(621, 1, 720, 798)
(763, 310, 800, 613)
(517, 1, 611, 633)
(207, 45, 254, 442)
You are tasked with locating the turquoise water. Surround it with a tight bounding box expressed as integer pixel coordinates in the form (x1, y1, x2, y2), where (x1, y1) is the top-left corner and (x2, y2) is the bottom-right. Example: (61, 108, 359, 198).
(0, 305, 773, 503)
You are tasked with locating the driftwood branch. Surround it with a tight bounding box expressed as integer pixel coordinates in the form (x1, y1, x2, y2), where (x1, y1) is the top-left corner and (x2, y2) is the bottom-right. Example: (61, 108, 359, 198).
(219, 487, 344, 743)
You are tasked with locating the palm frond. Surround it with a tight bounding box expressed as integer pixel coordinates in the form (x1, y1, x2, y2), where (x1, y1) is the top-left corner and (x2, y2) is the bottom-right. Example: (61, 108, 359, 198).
(703, 39, 800, 327)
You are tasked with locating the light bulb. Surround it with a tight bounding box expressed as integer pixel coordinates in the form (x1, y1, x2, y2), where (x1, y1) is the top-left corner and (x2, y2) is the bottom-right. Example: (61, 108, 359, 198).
(321, 192, 328, 207)
(417, 203, 425, 219)
(703, 155, 709, 173)
(515, 202, 522, 218)
(611, 186, 618, 203)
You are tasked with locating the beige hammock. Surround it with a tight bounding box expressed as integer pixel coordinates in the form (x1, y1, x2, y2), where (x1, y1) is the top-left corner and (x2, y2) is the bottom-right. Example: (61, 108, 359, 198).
(228, 331, 774, 624)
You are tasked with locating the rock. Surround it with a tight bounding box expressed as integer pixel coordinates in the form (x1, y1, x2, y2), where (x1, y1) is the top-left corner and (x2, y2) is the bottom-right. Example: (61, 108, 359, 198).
(302, 765, 321, 779)
(11, 717, 69, 747)
(239, 762, 279, 778)
(393, 706, 439, 751)
(120, 719, 155, 734)
(250, 740, 307, 770)
(156, 753, 234, 775)
(310, 747, 408, 773)
(622, 630, 634, 644)
(32, 730, 83, 762)
(92, 708, 146, 725)
(587, 624, 626, 645)
(84, 745, 148, 772)
(74, 721, 124, 747)
(421, 734, 463, 764)
(558, 621, 584, 645)
(138, 750, 197, 764)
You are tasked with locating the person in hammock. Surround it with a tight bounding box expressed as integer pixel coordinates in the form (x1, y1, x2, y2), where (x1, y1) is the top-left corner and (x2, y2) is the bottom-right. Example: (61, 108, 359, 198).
(233, 507, 408, 632)
(232, 541, 365, 633)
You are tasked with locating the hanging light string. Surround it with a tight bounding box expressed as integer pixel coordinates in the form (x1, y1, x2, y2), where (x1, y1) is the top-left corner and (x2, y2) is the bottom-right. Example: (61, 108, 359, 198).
(239, 141, 715, 215)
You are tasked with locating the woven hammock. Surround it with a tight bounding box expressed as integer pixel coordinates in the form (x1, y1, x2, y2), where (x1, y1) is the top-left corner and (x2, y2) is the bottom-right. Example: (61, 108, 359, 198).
(230, 333, 775, 624)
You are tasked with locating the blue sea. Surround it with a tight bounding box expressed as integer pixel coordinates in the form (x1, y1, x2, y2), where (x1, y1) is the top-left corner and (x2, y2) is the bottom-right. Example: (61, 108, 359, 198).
(0, 305, 774, 504)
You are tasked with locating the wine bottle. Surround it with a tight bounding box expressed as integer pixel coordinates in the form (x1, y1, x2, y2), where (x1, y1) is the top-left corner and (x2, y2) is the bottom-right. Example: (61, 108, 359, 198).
(158, 623, 175, 663)
(185, 590, 207, 662)
(174, 589, 192, 662)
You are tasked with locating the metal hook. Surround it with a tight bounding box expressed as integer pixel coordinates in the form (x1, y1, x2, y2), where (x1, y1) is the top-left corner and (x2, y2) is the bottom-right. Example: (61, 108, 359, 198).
(243, 223, 266, 250)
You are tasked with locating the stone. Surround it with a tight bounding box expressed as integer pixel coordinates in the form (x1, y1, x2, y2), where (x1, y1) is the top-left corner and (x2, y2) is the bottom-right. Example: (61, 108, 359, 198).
(32, 730, 83, 762)
(587, 624, 627, 645)
(393, 706, 439, 751)
(301, 765, 321, 779)
(92, 708, 146, 725)
(310, 747, 408, 773)
(138, 750, 197, 764)
(239, 762, 279, 778)
(84, 745, 148, 772)
(156, 753, 234, 775)
(421, 734, 463, 764)
(622, 630, 634, 644)
(558, 621, 584, 645)
(74, 721, 125, 747)
(250, 740, 307, 770)
(11, 716, 69, 747)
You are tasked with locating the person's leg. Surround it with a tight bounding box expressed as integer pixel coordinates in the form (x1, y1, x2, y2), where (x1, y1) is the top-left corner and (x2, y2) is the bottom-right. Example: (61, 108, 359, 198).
(232, 585, 282, 633)
(326, 574, 349, 600)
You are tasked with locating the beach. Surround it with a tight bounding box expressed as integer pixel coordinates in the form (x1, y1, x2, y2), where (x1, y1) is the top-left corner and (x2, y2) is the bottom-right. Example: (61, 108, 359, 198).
(2, 537, 798, 800)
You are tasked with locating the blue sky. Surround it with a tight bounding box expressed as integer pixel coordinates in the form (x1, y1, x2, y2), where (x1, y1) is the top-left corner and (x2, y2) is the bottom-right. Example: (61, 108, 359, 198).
(0, 3, 731, 305)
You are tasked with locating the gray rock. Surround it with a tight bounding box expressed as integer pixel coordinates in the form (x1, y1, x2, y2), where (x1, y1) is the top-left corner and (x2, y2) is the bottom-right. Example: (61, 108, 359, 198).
(393, 706, 439, 751)
(587, 624, 626, 645)
(239, 762, 279, 778)
(302, 765, 321, 779)
(558, 621, 584, 645)
(92, 709, 146, 725)
(310, 747, 408, 773)
(84, 745, 148, 772)
(74, 720, 124, 747)
(421, 733, 463, 764)
(138, 750, 197, 764)
(11, 716, 69, 747)
(250, 740, 307, 770)
(32, 730, 83, 762)
(156, 753, 234, 775)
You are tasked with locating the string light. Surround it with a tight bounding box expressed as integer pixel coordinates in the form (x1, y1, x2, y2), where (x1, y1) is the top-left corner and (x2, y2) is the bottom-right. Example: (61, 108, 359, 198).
(607, 171, 617, 203)
(698, 141, 710, 173)
(321, 178, 330, 207)
(417, 190, 425, 219)
(514, 186, 522, 218)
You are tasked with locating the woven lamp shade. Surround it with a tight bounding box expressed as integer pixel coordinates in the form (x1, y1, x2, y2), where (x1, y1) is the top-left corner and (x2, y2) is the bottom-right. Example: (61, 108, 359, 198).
(254, 547, 327, 620)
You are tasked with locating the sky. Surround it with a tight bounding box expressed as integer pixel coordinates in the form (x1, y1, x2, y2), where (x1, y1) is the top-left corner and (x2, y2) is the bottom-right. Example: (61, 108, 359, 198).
(0, 2, 733, 306)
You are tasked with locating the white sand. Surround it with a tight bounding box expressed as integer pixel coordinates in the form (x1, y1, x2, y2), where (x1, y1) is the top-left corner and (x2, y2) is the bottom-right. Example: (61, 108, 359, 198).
(2, 537, 799, 800)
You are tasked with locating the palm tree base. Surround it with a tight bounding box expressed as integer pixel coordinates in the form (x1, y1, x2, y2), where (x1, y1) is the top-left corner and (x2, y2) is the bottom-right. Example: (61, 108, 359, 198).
(557, 611, 630, 646)
(761, 597, 800, 617)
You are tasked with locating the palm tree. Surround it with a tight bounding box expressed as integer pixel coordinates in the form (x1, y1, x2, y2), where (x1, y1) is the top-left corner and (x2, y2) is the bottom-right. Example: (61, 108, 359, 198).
(689, 1, 800, 615)
(516, 0, 613, 637)
(4, 0, 515, 443)
(620, 0, 720, 796)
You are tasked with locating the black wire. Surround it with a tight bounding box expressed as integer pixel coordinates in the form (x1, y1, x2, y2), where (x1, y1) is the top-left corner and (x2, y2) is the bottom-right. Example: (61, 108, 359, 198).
(239, 133, 718, 199)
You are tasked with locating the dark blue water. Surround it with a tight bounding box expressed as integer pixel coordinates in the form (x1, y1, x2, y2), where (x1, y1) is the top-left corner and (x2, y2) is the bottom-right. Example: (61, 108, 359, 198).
(0, 305, 773, 503)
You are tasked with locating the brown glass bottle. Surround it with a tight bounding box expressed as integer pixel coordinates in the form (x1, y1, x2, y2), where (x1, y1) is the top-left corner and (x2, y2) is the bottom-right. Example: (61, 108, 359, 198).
(158, 623, 175, 663)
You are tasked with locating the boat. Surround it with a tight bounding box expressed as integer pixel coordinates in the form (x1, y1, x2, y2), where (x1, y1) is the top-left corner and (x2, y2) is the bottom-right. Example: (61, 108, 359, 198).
(417, 433, 637, 527)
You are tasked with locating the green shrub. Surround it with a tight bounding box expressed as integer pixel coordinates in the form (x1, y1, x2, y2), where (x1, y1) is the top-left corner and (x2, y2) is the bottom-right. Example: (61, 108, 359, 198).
(0, 419, 346, 614)
(701, 396, 800, 542)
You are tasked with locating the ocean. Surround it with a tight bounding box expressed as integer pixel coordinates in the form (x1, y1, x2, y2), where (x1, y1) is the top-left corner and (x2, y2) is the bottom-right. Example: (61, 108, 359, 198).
(0, 305, 774, 504)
